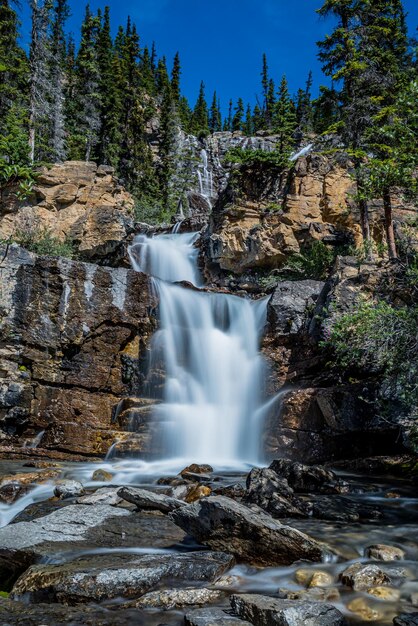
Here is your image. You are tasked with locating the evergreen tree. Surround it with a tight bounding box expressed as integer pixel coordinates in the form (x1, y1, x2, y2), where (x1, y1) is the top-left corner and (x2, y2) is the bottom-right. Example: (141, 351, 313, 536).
(261, 53, 269, 117)
(243, 104, 253, 136)
(29, 0, 53, 162)
(272, 75, 297, 158)
(74, 4, 101, 161)
(266, 78, 276, 126)
(223, 99, 233, 131)
(232, 97, 244, 131)
(190, 81, 209, 135)
(0, 0, 28, 134)
(252, 103, 263, 132)
(140, 45, 156, 94)
(156, 57, 170, 93)
(296, 70, 313, 134)
(49, 0, 70, 161)
(209, 91, 222, 132)
(312, 84, 340, 133)
(171, 51, 181, 102)
(158, 86, 177, 215)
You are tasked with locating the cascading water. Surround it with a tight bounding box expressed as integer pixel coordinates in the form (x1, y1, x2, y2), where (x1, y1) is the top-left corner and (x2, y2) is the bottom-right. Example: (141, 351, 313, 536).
(128, 231, 270, 468)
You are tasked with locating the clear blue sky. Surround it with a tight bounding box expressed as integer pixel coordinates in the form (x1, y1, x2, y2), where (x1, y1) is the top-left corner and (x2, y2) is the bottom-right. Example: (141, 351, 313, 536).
(19, 0, 418, 114)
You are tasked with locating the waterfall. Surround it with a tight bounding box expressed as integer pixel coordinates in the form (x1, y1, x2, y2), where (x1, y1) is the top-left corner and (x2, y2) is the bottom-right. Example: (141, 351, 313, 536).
(197, 149, 214, 203)
(128, 232, 269, 468)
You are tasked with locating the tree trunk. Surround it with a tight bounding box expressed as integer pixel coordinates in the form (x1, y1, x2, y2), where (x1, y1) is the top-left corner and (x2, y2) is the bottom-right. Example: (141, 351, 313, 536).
(29, 114, 36, 164)
(383, 188, 398, 260)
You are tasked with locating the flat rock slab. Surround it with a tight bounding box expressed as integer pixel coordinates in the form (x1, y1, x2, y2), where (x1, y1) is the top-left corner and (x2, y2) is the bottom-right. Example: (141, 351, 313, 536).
(169, 496, 333, 566)
(185, 607, 252, 626)
(118, 486, 186, 513)
(12, 551, 235, 604)
(135, 587, 225, 609)
(231, 594, 347, 626)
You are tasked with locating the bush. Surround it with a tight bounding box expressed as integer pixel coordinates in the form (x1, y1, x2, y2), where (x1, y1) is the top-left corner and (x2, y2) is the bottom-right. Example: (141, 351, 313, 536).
(224, 147, 290, 169)
(13, 227, 76, 259)
(322, 301, 418, 427)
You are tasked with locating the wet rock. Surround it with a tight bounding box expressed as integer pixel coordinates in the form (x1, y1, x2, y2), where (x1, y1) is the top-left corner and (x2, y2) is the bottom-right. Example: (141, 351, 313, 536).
(134, 587, 225, 609)
(393, 615, 418, 626)
(231, 593, 346, 626)
(295, 569, 334, 588)
(212, 483, 246, 500)
(244, 468, 308, 518)
(280, 587, 340, 602)
(181, 464, 214, 476)
(1, 470, 60, 486)
(185, 607, 252, 626)
(367, 586, 401, 601)
(0, 481, 31, 504)
(54, 480, 85, 500)
(117, 486, 186, 513)
(76, 488, 122, 506)
(340, 563, 390, 591)
(91, 469, 113, 482)
(312, 495, 381, 522)
(169, 496, 334, 566)
(184, 485, 212, 503)
(347, 597, 384, 622)
(0, 504, 130, 587)
(269, 459, 347, 494)
(365, 544, 406, 561)
(12, 551, 234, 604)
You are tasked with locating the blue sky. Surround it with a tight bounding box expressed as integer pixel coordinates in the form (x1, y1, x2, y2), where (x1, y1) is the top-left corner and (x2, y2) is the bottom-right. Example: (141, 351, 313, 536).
(19, 0, 418, 114)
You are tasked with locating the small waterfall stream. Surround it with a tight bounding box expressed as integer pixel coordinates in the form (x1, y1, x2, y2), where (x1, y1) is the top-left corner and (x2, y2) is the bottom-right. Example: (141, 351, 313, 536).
(129, 231, 269, 468)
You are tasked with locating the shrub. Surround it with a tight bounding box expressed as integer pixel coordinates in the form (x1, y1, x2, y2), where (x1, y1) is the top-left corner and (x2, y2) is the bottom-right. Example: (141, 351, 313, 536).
(224, 147, 290, 169)
(13, 227, 76, 259)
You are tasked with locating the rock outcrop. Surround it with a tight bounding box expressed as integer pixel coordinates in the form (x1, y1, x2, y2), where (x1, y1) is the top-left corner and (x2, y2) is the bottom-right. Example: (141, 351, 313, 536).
(0, 244, 157, 458)
(0, 161, 134, 264)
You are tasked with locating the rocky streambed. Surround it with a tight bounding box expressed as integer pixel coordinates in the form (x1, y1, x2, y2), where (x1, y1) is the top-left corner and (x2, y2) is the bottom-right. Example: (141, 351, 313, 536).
(0, 458, 417, 625)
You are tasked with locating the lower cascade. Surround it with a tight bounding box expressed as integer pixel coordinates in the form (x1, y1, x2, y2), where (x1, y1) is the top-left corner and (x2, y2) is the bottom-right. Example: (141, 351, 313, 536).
(129, 231, 269, 468)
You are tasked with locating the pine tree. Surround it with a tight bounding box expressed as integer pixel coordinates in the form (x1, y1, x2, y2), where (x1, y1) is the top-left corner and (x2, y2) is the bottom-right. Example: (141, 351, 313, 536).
(29, 0, 53, 162)
(0, 0, 28, 134)
(49, 0, 70, 162)
(74, 4, 101, 161)
(272, 75, 296, 158)
(266, 78, 276, 126)
(296, 70, 313, 134)
(140, 46, 156, 94)
(209, 91, 222, 132)
(171, 51, 181, 102)
(243, 104, 253, 136)
(261, 53, 269, 119)
(156, 57, 170, 93)
(158, 86, 177, 215)
(223, 99, 233, 131)
(232, 97, 244, 132)
(190, 81, 209, 135)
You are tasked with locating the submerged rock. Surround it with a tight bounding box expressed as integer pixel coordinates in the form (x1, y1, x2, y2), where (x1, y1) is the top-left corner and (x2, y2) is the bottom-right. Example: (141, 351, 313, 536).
(169, 496, 334, 566)
(340, 563, 390, 591)
(230, 593, 346, 626)
(347, 597, 384, 622)
(117, 486, 186, 513)
(12, 551, 234, 604)
(365, 544, 406, 562)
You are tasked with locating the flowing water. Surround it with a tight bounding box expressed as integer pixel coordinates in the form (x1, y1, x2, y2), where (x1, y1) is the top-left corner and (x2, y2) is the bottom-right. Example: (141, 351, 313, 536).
(128, 231, 269, 469)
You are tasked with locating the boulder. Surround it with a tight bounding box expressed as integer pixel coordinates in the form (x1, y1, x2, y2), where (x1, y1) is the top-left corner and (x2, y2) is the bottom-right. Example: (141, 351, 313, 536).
(267, 281, 324, 336)
(12, 551, 234, 604)
(393, 615, 418, 626)
(186, 607, 252, 626)
(365, 544, 406, 562)
(54, 480, 85, 500)
(134, 587, 225, 609)
(269, 459, 345, 494)
(230, 593, 346, 626)
(76, 488, 122, 506)
(339, 563, 390, 591)
(117, 486, 186, 513)
(169, 496, 334, 566)
(244, 468, 308, 518)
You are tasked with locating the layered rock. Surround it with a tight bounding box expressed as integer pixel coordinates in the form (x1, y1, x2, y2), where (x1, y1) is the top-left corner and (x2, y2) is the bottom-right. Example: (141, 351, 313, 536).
(0, 161, 134, 264)
(0, 244, 157, 457)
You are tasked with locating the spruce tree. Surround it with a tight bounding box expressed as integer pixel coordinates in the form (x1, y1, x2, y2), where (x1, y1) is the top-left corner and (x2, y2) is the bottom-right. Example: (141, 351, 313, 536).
(243, 104, 253, 136)
(209, 91, 222, 132)
(232, 98, 244, 132)
(158, 86, 177, 216)
(171, 51, 181, 102)
(223, 99, 233, 131)
(296, 70, 313, 134)
(0, 0, 28, 134)
(156, 57, 170, 93)
(261, 53, 269, 122)
(140, 46, 156, 94)
(190, 81, 209, 135)
(272, 75, 296, 158)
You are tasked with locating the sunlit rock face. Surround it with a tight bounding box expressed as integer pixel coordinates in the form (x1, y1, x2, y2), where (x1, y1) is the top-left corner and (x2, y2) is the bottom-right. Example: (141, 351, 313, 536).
(0, 161, 135, 264)
(0, 244, 157, 458)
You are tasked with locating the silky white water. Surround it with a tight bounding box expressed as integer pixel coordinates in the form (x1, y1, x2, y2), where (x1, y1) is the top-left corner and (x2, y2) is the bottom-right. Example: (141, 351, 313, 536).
(128, 231, 269, 468)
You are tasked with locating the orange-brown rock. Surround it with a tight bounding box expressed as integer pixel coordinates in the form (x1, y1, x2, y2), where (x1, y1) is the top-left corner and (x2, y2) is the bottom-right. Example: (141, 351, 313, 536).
(0, 161, 134, 262)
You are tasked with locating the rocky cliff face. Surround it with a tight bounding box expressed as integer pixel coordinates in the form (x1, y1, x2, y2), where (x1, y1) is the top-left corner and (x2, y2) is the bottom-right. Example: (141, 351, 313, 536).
(0, 244, 157, 458)
(0, 161, 135, 264)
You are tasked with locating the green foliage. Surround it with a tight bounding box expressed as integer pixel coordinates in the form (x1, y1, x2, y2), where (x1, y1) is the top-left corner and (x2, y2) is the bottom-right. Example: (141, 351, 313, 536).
(12, 227, 76, 258)
(278, 241, 338, 280)
(224, 146, 291, 169)
(322, 300, 418, 425)
(0, 105, 35, 200)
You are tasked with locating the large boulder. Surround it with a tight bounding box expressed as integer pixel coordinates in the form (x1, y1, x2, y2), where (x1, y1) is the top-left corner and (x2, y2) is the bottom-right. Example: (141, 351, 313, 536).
(117, 486, 186, 513)
(267, 281, 324, 336)
(169, 496, 334, 566)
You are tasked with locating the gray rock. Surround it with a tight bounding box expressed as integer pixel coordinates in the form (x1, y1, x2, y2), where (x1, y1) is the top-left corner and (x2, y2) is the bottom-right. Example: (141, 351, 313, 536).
(339, 562, 390, 591)
(12, 551, 234, 604)
(267, 280, 324, 336)
(393, 615, 418, 626)
(135, 587, 225, 609)
(185, 607, 252, 626)
(365, 544, 406, 562)
(231, 593, 346, 626)
(76, 488, 122, 506)
(169, 496, 334, 566)
(54, 480, 85, 500)
(117, 486, 186, 513)
(269, 459, 346, 494)
(244, 468, 308, 518)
